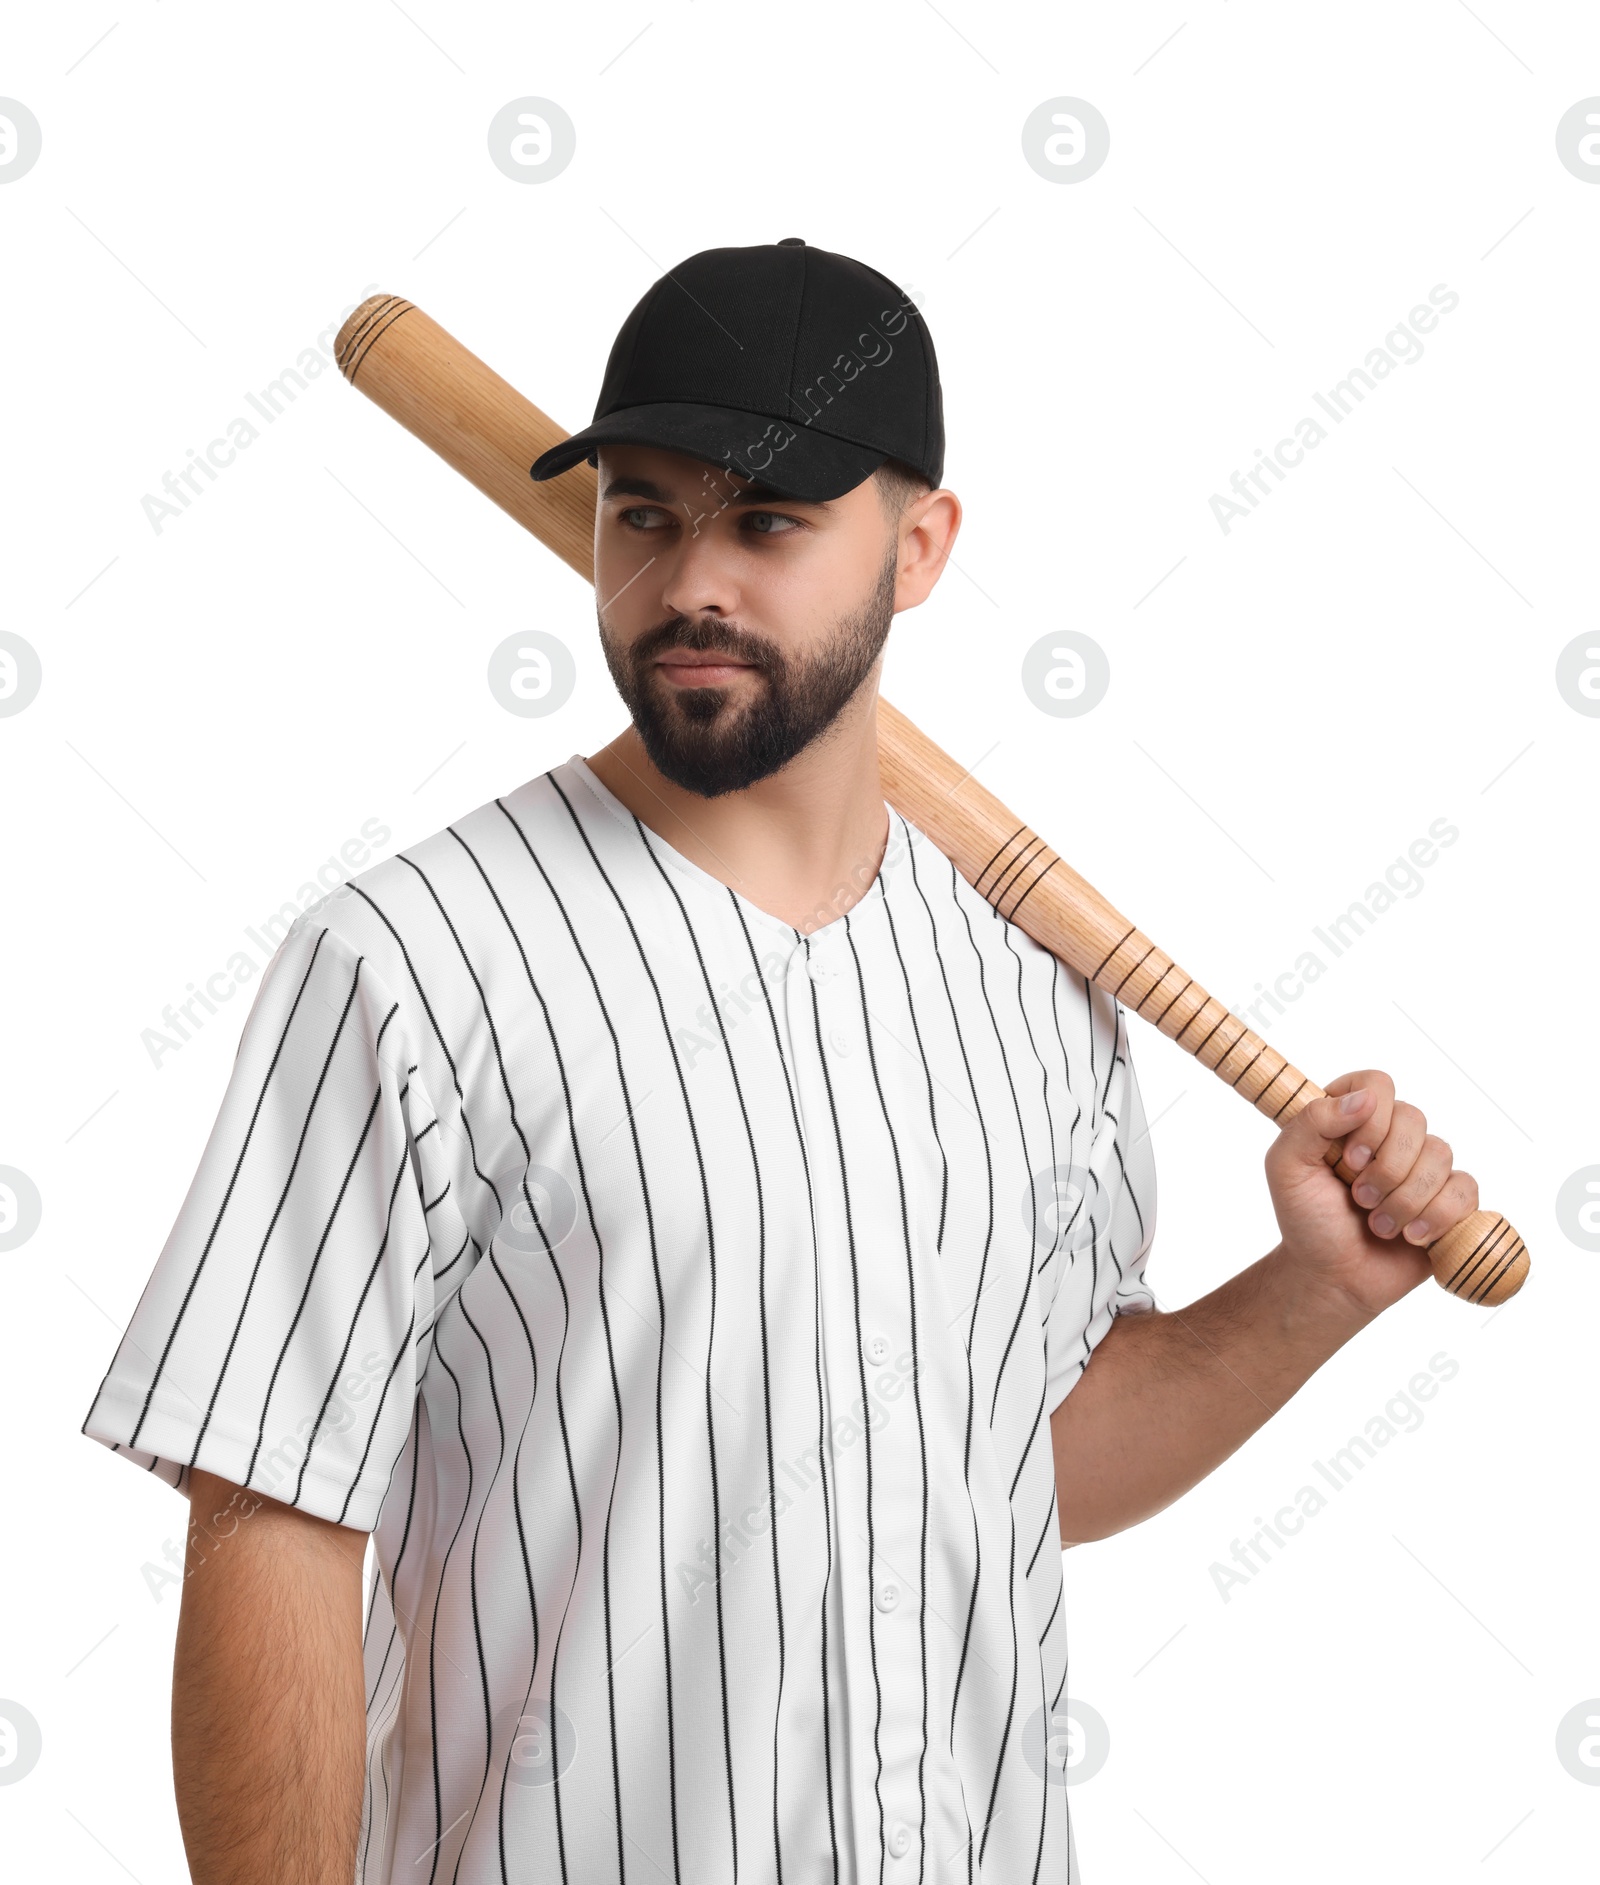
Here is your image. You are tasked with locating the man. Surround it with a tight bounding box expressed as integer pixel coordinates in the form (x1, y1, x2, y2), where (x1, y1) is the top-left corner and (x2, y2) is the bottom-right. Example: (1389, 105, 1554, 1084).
(83, 239, 1477, 1884)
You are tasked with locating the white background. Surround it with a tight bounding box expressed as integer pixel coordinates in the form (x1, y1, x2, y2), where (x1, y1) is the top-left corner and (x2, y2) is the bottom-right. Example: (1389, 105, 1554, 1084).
(3, 4, 1597, 1879)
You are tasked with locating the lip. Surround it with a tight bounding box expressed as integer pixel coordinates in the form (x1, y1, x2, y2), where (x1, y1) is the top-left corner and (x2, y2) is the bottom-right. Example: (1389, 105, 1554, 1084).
(654, 653, 757, 684)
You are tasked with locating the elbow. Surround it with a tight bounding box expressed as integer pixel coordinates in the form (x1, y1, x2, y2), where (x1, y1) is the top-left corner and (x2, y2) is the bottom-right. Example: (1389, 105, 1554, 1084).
(1057, 1515, 1116, 1549)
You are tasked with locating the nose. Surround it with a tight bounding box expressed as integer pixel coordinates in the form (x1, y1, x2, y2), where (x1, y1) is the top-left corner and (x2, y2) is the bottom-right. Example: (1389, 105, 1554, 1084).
(658, 524, 742, 623)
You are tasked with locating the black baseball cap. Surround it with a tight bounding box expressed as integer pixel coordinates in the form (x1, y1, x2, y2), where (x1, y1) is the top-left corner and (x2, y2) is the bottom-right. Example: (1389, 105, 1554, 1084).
(528, 238, 943, 503)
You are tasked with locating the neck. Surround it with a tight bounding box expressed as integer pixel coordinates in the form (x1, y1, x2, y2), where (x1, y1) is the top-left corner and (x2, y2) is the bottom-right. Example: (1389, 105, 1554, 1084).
(584, 677, 891, 935)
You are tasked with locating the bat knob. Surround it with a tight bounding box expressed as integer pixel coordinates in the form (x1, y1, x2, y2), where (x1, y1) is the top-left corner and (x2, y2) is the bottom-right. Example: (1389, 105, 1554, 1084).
(1426, 1209, 1529, 1306)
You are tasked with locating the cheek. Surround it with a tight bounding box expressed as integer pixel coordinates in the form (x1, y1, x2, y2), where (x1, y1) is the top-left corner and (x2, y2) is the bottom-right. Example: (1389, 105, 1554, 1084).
(762, 529, 885, 616)
(595, 535, 663, 629)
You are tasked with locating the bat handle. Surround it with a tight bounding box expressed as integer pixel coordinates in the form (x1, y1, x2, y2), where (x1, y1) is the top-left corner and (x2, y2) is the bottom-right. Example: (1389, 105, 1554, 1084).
(872, 713, 1532, 1313)
(1092, 926, 1531, 1308)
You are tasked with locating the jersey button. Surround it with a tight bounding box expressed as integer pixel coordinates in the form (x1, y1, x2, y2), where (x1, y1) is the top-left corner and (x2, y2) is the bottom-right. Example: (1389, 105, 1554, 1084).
(828, 1027, 850, 1056)
(888, 1822, 912, 1857)
(807, 957, 832, 984)
(867, 1334, 890, 1365)
(874, 1580, 901, 1613)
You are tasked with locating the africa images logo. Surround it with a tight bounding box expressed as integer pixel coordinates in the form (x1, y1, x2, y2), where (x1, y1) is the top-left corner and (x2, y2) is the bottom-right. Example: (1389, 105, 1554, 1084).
(1208, 285, 1460, 535)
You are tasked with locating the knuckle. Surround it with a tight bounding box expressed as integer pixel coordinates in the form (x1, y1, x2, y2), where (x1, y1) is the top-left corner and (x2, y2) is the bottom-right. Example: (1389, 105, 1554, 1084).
(1370, 1144, 1408, 1185)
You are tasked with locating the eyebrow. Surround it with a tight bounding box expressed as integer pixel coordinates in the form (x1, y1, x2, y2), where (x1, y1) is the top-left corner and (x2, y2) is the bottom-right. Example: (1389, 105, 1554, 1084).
(600, 473, 831, 510)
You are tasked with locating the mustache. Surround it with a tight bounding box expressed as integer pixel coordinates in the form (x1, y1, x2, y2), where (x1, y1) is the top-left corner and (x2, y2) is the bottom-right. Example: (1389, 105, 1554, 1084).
(630, 615, 781, 675)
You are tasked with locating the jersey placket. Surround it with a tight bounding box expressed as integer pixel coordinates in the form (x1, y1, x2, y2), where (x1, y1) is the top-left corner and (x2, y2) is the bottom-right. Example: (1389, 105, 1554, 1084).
(784, 917, 926, 1883)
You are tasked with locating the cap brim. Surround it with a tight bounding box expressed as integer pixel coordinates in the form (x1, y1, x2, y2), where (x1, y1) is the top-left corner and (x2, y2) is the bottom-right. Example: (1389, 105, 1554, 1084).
(529, 402, 886, 502)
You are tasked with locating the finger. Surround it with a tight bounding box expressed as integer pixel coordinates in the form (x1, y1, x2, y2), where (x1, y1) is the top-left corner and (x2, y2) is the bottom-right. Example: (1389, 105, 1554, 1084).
(1360, 1131, 1454, 1237)
(1273, 1085, 1378, 1170)
(1324, 1070, 1395, 1184)
(1350, 1099, 1428, 1213)
(1396, 1167, 1479, 1245)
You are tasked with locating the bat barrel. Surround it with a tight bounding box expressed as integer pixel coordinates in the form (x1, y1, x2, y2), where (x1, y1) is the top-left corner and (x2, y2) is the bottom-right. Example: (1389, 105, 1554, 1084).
(334, 294, 597, 582)
(332, 290, 1530, 1309)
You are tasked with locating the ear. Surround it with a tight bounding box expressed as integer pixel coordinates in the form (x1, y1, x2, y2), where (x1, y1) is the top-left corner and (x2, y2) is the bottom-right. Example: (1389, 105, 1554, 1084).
(893, 488, 963, 612)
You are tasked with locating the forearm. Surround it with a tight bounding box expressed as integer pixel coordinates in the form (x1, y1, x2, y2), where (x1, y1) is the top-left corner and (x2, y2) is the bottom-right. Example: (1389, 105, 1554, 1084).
(1052, 1243, 1374, 1544)
(172, 1474, 368, 1885)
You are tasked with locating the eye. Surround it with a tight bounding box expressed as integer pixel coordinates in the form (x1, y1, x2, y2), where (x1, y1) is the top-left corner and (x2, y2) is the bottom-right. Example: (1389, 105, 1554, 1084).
(744, 510, 801, 535)
(618, 505, 670, 531)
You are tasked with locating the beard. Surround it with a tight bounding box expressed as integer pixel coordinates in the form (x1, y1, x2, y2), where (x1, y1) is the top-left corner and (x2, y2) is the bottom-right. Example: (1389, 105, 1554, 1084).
(597, 538, 899, 798)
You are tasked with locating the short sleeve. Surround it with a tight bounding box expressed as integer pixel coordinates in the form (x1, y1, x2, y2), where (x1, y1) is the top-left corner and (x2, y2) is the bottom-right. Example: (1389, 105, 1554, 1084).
(1042, 997, 1158, 1418)
(80, 913, 435, 1531)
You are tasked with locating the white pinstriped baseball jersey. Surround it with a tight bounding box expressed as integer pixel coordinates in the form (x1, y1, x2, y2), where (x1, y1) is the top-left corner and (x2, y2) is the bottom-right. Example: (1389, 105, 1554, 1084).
(83, 752, 1157, 1884)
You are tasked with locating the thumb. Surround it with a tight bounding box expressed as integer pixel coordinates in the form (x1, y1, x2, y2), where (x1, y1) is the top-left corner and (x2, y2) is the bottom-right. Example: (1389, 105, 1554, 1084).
(1273, 1084, 1373, 1172)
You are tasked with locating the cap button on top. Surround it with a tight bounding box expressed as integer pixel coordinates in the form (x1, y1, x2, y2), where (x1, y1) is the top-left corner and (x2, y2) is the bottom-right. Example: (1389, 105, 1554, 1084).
(777, 236, 805, 246)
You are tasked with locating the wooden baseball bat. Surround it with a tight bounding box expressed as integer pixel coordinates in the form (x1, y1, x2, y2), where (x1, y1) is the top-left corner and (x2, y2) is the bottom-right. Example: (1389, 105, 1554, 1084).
(333, 293, 1529, 1308)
